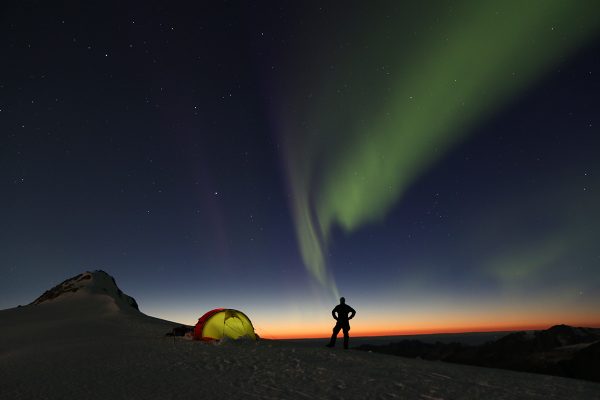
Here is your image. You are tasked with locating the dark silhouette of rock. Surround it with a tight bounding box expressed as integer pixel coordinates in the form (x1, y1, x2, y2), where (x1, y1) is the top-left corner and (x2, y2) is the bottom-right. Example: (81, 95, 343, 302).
(165, 325, 193, 337)
(536, 324, 599, 349)
(558, 341, 600, 381)
(30, 274, 83, 304)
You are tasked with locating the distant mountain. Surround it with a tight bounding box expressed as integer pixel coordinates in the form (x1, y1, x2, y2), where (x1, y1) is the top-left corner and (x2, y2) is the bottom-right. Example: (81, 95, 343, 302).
(30, 270, 139, 311)
(357, 324, 600, 382)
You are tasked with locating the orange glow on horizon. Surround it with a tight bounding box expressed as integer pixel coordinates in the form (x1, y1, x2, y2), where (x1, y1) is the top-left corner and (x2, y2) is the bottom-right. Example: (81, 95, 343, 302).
(249, 302, 600, 340)
(153, 304, 600, 341)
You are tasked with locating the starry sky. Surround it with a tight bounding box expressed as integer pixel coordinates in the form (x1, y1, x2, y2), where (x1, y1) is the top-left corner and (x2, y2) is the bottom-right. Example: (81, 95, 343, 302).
(2, 1, 599, 338)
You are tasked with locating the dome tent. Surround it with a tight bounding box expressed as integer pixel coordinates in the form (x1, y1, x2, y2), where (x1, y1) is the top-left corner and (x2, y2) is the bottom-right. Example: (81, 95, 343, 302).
(193, 308, 257, 341)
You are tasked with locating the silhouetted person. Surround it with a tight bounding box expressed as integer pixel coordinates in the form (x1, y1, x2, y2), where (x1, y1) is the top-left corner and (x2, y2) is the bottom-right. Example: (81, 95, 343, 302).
(326, 297, 356, 349)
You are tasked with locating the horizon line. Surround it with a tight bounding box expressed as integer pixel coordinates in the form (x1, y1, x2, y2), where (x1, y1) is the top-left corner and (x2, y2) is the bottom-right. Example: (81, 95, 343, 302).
(261, 322, 600, 340)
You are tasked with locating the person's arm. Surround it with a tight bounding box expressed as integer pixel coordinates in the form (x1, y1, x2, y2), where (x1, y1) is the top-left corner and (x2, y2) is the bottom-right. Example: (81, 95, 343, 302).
(348, 306, 356, 319)
(332, 307, 338, 320)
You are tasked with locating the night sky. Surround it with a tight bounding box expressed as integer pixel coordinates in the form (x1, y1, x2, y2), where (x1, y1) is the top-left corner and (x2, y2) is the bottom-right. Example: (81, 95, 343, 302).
(2, 1, 599, 338)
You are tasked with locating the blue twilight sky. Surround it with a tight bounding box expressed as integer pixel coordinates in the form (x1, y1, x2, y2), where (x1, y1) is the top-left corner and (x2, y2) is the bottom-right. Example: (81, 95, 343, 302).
(1, 1, 599, 337)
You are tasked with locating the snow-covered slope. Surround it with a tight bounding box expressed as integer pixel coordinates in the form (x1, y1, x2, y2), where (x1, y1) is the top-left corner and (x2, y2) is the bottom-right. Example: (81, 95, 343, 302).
(0, 270, 177, 360)
(1, 271, 599, 400)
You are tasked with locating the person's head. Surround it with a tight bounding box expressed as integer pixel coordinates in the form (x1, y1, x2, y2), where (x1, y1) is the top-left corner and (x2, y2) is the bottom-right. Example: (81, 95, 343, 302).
(340, 297, 345, 304)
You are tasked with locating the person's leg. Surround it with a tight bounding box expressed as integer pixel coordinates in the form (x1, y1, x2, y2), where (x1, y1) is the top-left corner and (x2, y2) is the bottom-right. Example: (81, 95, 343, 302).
(327, 323, 342, 347)
(342, 328, 349, 349)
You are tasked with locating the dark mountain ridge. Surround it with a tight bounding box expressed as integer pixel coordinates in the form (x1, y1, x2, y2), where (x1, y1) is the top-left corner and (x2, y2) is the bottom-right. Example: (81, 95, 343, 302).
(357, 324, 600, 382)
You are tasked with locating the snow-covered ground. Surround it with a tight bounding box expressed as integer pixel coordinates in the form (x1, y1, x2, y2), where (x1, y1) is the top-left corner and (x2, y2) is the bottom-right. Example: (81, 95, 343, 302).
(1, 271, 599, 399)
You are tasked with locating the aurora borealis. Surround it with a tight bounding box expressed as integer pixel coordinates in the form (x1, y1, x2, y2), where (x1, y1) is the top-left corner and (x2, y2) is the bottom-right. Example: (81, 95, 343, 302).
(1, 1, 599, 338)
(278, 1, 600, 297)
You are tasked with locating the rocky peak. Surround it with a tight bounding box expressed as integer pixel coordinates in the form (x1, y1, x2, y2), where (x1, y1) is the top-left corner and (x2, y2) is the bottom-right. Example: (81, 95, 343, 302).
(30, 270, 139, 310)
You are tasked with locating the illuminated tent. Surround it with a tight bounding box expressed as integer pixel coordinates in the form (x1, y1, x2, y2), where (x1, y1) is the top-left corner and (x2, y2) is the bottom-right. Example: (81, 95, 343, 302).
(193, 308, 257, 341)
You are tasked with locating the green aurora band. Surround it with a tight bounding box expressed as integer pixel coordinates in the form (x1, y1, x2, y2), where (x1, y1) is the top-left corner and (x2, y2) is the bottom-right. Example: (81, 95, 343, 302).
(279, 1, 600, 297)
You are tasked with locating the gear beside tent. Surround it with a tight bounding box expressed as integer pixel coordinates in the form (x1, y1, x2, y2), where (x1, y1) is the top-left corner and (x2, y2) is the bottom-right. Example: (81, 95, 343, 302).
(193, 308, 257, 341)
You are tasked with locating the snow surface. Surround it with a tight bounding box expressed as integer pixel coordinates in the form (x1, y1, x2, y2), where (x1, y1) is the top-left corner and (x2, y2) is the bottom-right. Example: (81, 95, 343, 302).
(1, 272, 599, 399)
